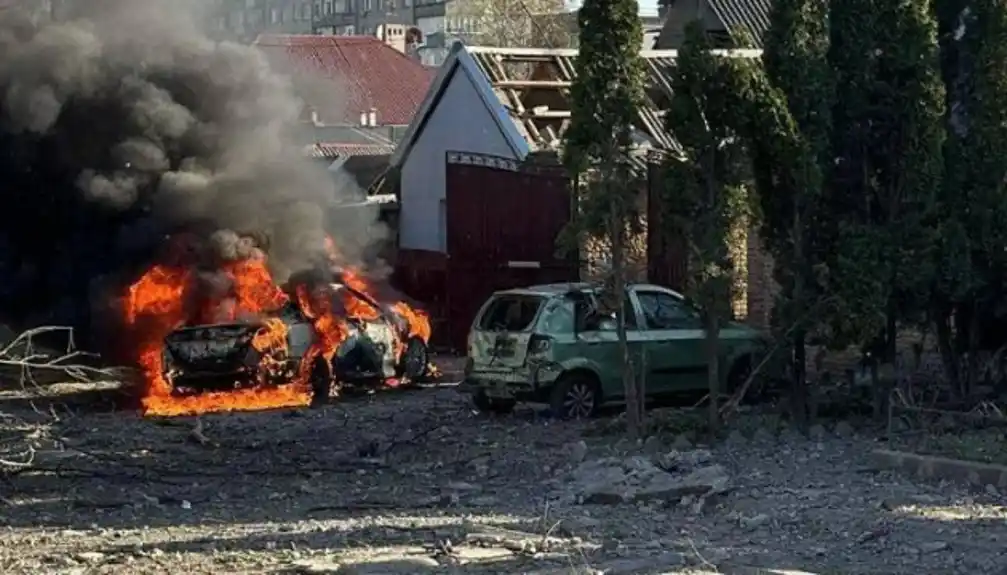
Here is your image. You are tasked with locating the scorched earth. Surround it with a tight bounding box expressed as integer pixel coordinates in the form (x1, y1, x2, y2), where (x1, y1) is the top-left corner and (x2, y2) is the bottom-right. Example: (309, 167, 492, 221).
(0, 374, 1005, 575)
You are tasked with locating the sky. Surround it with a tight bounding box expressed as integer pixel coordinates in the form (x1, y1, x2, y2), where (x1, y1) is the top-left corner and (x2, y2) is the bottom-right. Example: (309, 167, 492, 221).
(564, 0, 662, 18)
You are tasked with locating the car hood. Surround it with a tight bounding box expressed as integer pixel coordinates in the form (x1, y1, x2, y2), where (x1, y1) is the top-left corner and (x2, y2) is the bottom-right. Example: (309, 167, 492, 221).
(164, 323, 262, 362)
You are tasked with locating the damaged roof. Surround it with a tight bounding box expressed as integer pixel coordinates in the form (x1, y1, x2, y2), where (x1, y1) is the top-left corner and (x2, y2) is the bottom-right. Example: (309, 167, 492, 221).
(706, 0, 774, 47)
(254, 34, 435, 126)
(307, 142, 396, 160)
(390, 43, 761, 170)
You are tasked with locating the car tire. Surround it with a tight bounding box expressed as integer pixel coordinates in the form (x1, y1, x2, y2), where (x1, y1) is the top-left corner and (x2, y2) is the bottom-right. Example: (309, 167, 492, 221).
(472, 390, 516, 415)
(399, 336, 429, 380)
(549, 372, 601, 420)
(310, 359, 331, 408)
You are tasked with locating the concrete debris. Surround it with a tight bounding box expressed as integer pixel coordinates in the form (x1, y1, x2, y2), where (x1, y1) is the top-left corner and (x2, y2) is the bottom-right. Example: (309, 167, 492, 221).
(560, 450, 730, 505)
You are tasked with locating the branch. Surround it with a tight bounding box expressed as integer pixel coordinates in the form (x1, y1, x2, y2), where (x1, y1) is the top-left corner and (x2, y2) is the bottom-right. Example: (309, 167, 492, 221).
(0, 326, 131, 475)
(719, 295, 837, 417)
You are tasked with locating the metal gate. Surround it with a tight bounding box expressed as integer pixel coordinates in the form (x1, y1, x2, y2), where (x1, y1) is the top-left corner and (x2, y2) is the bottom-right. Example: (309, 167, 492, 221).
(444, 151, 579, 350)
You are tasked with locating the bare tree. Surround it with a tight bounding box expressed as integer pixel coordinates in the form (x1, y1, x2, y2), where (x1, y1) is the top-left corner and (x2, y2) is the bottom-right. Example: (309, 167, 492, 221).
(450, 0, 575, 48)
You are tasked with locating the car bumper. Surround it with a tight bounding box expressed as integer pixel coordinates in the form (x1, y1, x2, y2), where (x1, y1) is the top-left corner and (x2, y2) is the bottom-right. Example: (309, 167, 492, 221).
(459, 361, 564, 401)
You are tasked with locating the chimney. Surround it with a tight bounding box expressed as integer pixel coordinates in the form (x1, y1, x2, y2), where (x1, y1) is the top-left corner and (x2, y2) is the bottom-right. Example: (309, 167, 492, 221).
(359, 111, 368, 126)
(310, 110, 320, 126)
(368, 108, 377, 127)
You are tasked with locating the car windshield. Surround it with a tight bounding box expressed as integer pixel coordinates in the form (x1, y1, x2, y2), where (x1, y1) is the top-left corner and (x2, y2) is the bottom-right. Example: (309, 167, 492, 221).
(477, 294, 544, 332)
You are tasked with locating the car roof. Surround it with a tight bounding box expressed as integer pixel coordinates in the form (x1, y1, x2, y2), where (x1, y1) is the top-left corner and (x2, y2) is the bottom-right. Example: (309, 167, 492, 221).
(494, 282, 686, 299)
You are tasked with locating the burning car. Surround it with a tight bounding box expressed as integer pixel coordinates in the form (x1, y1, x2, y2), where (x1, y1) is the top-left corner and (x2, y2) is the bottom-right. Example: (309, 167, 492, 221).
(161, 279, 430, 406)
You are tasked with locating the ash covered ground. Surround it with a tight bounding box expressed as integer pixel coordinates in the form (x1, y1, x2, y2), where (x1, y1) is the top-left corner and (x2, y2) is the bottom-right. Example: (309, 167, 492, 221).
(0, 364, 1005, 575)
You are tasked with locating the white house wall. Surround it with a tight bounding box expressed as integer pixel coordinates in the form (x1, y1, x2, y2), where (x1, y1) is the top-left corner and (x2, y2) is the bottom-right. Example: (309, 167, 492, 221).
(399, 67, 519, 253)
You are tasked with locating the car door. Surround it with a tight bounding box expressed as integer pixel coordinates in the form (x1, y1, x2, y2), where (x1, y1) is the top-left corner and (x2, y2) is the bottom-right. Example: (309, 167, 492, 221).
(631, 288, 707, 393)
(571, 291, 645, 401)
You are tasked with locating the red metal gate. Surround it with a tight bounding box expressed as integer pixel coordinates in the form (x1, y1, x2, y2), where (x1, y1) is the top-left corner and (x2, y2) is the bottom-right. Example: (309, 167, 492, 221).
(444, 151, 578, 350)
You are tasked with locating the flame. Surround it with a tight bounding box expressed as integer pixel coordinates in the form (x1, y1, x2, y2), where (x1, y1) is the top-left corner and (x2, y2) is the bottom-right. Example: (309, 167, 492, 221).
(323, 237, 431, 347)
(123, 234, 435, 417)
(124, 255, 348, 417)
(389, 302, 431, 343)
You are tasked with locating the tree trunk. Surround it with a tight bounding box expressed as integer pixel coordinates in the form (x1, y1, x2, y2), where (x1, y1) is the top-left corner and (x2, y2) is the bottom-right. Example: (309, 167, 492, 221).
(705, 310, 720, 433)
(790, 183, 809, 431)
(933, 300, 959, 394)
(611, 212, 640, 439)
(792, 330, 808, 431)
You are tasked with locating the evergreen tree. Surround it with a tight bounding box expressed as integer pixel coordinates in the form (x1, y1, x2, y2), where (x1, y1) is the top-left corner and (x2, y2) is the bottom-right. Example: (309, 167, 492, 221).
(664, 23, 754, 431)
(829, 0, 944, 412)
(935, 0, 1007, 393)
(754, 0, 832, 428)
(562, 0, 646, 435)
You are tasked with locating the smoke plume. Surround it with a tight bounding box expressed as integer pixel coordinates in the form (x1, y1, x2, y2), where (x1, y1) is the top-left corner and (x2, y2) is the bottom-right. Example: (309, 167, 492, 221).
(0, 0, 375, 342)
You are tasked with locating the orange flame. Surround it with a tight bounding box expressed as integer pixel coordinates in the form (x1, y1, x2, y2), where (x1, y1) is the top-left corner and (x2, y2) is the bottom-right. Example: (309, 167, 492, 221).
(123, 234, 434, 417)
(124, 256, 343, 417)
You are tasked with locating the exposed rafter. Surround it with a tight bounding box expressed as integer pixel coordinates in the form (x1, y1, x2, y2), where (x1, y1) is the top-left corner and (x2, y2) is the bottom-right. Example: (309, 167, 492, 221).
(463, 46, 762, 156)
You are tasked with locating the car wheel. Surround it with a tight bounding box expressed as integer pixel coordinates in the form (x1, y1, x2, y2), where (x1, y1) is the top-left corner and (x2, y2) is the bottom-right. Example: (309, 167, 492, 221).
(472, 390, 516, 414)
(399, 336, 429, 380)
(309, 359, 331, 408)
(549, 372, 600, 420)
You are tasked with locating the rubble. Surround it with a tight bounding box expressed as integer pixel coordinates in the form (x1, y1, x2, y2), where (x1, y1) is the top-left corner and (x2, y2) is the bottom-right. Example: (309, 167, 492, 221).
(558, 449, 730, 505)
(2, 380, 1007, 574)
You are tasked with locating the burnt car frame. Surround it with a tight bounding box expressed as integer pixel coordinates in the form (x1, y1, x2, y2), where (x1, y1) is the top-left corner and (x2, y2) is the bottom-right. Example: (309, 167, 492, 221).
(161, 282, 429, 404)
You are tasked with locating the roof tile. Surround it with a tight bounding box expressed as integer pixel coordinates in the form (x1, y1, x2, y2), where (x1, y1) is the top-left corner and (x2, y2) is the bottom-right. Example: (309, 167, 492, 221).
(254, 34, 434, 126)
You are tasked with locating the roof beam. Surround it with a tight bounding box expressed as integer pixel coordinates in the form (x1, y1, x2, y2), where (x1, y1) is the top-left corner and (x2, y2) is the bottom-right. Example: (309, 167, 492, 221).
(493, 80, 571, 89)
(465, 45, 763, 60)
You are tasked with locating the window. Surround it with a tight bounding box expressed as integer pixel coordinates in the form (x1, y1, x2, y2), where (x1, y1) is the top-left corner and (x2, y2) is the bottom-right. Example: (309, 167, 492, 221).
(539, 297, 574, 334)
(635, 291, 700, 330)
(477, 295, 544, 332)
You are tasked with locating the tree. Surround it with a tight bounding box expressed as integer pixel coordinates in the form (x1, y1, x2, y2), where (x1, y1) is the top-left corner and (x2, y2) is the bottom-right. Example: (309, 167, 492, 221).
(664, 23, 754, 431)
(933, 0, 1007, 394)
(563, 0, 646, 437)
(450, 0, 575, 48)
(827, 0, 944, 413)
(753, 0, 832, 429)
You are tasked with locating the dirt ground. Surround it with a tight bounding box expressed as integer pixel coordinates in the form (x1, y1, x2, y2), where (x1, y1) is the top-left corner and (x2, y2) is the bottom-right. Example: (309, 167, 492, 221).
(0, 357, 1005, 575)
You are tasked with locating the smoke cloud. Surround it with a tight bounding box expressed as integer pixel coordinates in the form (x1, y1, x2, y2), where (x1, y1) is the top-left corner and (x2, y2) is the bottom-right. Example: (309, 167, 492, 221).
(0, 0, 379, 342)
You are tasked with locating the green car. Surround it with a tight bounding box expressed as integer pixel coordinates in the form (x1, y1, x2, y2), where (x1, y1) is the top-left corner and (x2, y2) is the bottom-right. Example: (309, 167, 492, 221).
(460, 282, 770, 419)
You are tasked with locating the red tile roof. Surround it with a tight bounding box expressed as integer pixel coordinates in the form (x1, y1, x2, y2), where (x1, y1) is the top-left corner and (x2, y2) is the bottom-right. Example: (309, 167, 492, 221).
(254, 34, 434, 126)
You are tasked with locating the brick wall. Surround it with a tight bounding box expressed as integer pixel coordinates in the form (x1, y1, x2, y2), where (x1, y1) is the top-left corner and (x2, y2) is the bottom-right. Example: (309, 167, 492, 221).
(744, 226, 779, 330)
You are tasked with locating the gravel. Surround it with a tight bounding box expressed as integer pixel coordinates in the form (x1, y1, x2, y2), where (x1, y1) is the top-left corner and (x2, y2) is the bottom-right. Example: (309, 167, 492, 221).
(0, 380, 1005, 574)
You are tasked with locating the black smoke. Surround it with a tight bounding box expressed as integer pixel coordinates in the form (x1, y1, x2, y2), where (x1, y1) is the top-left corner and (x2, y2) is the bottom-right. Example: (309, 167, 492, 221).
(0, 1, 370, 347)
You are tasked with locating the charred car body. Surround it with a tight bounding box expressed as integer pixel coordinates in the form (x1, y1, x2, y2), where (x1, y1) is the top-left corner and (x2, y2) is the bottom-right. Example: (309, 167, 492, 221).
(161, 280, 429, 404)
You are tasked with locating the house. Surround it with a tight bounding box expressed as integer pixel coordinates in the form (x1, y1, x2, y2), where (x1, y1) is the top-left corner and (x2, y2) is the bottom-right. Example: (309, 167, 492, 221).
(385, 42, 773, 348)
(254, 33, 433, 203)
(656, 0, 772, 48)
(253, 34, 434, 128)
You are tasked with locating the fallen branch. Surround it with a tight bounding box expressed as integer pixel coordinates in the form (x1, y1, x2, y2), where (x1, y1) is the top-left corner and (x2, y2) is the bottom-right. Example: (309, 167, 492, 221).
(0, 326, 132, 474)
(720, 297, 835, 419)
(0, 326, 128, 388)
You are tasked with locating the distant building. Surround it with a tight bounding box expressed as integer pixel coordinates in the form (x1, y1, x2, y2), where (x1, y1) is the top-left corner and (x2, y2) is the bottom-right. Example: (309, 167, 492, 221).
(213, 0, 317, 41)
